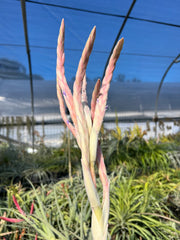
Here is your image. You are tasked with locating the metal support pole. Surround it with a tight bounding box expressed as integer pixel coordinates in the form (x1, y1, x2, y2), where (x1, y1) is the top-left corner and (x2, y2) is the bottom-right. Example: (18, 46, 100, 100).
(102, 0, 137, 79)
(154, 53, 180, 137)
(20, 0, 35, 150)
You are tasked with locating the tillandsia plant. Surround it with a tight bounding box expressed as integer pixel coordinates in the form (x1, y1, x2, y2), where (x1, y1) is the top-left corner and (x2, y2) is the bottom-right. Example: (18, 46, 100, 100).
(0, 195, 37, 240)
(56, 19, 124, 240)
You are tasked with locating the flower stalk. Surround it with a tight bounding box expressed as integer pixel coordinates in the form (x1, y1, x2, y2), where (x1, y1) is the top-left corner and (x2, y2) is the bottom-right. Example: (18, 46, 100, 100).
(56, 19, 124, 239)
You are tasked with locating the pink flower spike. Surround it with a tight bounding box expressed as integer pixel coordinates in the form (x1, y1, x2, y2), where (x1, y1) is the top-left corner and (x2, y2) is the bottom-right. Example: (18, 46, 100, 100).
(0, 216, 24, 223)
(93, 38, 124, 134)
(12, 195, 25, 216)
(57, 83, 76, 137)
(30, 201, 34, 215)
(35, 233, 38, 240)
(91, 78, 101, 121)
(57, 19, 77, 127)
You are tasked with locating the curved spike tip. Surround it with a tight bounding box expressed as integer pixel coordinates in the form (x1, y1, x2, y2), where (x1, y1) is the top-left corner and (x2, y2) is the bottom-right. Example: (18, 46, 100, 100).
(112, 37, 124, 60)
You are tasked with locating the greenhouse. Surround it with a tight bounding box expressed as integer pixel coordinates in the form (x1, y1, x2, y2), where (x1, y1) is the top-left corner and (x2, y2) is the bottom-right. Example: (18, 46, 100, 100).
(0, 0, 180, 239)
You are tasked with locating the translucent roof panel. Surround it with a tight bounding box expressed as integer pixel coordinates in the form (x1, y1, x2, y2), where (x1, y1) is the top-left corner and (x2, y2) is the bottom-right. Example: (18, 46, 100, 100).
(29, 0, 132, 16)
(131, 0, 180, 25)
(0, 0, 25, 45)
(1, 0, 180, 81)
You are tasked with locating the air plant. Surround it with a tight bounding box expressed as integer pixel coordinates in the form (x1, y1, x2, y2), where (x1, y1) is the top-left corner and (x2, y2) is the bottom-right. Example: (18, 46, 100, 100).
(56, 19, 124, 240)
(0, 195, 37, 240)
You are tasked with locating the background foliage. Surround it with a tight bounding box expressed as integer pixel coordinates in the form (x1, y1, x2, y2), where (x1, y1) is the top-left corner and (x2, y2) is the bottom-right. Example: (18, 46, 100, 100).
(1, 122, 180, 239)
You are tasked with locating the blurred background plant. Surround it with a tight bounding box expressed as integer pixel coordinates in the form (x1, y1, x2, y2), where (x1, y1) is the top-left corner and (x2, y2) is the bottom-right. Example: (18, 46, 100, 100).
(0, 133, 81, 203)
(102, 119, 179, 175)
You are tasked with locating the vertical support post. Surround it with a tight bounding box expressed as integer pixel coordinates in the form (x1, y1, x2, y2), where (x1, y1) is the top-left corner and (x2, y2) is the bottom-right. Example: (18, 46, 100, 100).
(20, 0, 35, 150)
(154, 53, 180, 137)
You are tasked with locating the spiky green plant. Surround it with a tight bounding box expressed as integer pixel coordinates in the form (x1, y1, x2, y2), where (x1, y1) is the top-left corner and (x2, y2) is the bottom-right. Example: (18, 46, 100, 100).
(56, 19, 124, 239)
(2, 170, 180, 239)
(109, 174, 180, 240)
(103, 123, 174, 174)
(0, 177, 92, 240)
